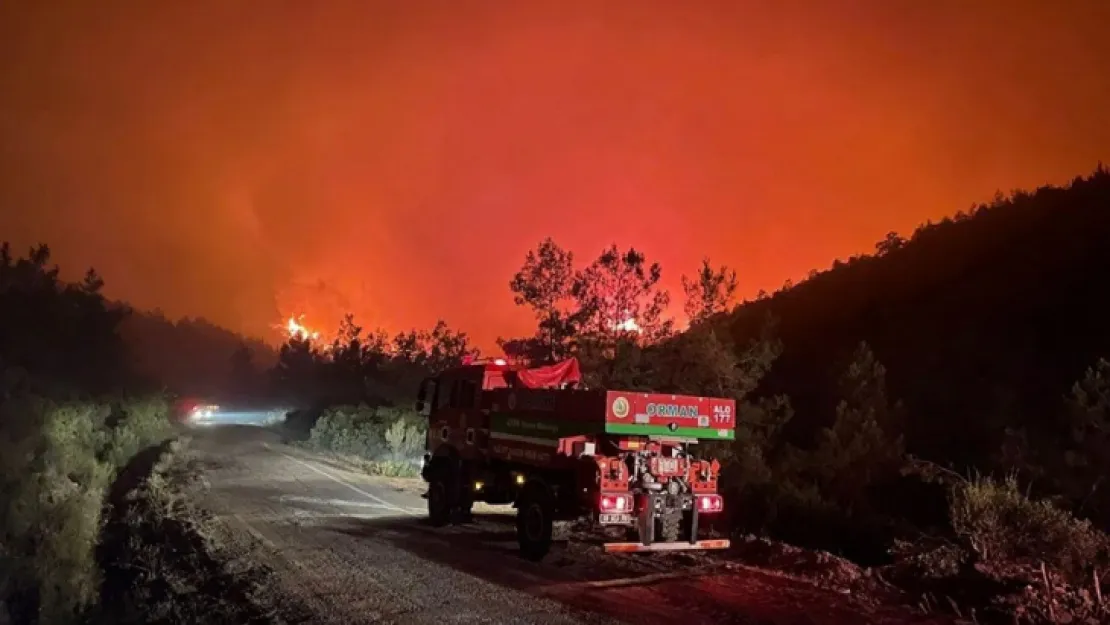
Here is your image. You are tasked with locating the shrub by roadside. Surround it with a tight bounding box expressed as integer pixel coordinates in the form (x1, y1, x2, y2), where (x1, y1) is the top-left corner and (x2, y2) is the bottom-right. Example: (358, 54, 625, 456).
(717, 473, 1110, 624)
(881, 472, 1110, 624)
(0, 393, 174, 624)
(299, 404, 425, 477)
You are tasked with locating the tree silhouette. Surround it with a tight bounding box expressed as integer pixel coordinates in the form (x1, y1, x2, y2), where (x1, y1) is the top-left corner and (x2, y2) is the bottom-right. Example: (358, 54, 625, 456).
(119, 310, 277, 399)
(1059, 357, 1110, 520)
(228, 343, 262, 402)
(503, 239, 784, 396)
(807, 342, 905, 512)
(647, 312, 782, 401)
(504, 237, 578, 363)
(0, 243, 129, 395)
(571, 244, 672, 345)
(874, 231, 907, 256)
(682, 258, 739, 325)
(424, 320, 479, 373)
(502, 240, 675, 366)
(271, 337, 320, 404)
(268, 313, 479, 408)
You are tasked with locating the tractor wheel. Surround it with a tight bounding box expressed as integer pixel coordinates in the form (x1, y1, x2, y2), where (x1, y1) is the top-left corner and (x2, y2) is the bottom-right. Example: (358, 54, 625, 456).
(427, 475, 450, 527)
(516, 484, 554, 561)
(450, 460, 475, 524)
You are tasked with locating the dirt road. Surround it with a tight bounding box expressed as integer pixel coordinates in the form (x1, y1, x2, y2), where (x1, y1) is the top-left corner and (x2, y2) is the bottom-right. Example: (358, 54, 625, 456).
(189, 425, 948, 625)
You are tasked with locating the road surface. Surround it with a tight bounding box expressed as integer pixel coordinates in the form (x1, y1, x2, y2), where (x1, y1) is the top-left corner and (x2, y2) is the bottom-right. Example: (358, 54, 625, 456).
(189, 425, 947, 625)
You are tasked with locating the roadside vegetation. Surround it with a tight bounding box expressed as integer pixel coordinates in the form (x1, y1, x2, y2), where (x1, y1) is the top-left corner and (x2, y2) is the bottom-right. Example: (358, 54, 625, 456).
(0, 394, 171, 623)
(300, 405, 425, 477)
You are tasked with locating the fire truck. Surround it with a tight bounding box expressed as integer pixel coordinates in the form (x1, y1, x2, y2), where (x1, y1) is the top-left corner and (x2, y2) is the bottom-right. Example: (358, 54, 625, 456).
(417, 357, 734, 561)
(171, 396, 221, 424)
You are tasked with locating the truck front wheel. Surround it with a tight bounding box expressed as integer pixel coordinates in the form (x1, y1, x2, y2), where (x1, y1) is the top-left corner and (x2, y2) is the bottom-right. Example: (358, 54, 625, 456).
(516, 484, 554, 561)
(427, 476, 450, 527)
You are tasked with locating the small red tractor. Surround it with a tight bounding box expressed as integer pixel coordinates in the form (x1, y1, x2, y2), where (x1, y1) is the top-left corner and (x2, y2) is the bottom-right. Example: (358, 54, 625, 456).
(417, 357, 735, 560)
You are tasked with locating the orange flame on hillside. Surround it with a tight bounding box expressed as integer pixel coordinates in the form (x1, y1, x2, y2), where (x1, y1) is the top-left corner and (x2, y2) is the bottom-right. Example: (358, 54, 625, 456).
(281, 315, 321, 341)
(613, 317, 642, 333)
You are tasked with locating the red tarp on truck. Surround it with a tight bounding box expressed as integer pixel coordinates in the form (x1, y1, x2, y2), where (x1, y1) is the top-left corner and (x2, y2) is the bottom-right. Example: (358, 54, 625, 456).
(515, 358, 583, 389)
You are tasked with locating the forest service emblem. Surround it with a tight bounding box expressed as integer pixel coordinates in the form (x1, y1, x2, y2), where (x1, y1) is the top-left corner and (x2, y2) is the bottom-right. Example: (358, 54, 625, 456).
(612, 396, 630, 418)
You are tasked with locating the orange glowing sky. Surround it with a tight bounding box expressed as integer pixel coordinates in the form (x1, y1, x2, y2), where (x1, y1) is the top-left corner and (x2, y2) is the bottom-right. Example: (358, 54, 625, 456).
(1, 1, 1108, 351)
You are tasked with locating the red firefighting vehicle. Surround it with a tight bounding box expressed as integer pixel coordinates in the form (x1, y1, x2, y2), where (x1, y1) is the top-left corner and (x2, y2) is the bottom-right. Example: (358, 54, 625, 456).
(417, 357, 734, 560)
(171, 396, 221, 424)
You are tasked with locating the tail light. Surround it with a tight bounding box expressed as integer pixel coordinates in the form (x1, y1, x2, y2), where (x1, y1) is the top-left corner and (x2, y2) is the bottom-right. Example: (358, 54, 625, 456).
(599, 493, 633, 513)
(696, 494, 723, 514)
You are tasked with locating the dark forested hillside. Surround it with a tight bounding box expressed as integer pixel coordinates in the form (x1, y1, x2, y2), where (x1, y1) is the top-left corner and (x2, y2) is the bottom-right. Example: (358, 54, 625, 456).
(119, 310, 277, 400)
(727, 166, 1110, 469)
(0, 243, 130, 396)
(0, 242, 278, 400)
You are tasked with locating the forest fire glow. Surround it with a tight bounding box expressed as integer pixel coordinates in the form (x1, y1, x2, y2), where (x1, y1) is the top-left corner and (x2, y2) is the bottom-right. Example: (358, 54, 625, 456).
(282, 315, 320, 341)
(613, 317, 642, 333)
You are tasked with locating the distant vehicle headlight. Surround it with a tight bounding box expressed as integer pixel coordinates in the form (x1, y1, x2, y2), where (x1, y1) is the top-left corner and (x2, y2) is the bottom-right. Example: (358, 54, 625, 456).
(190, 405, 219, 420)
